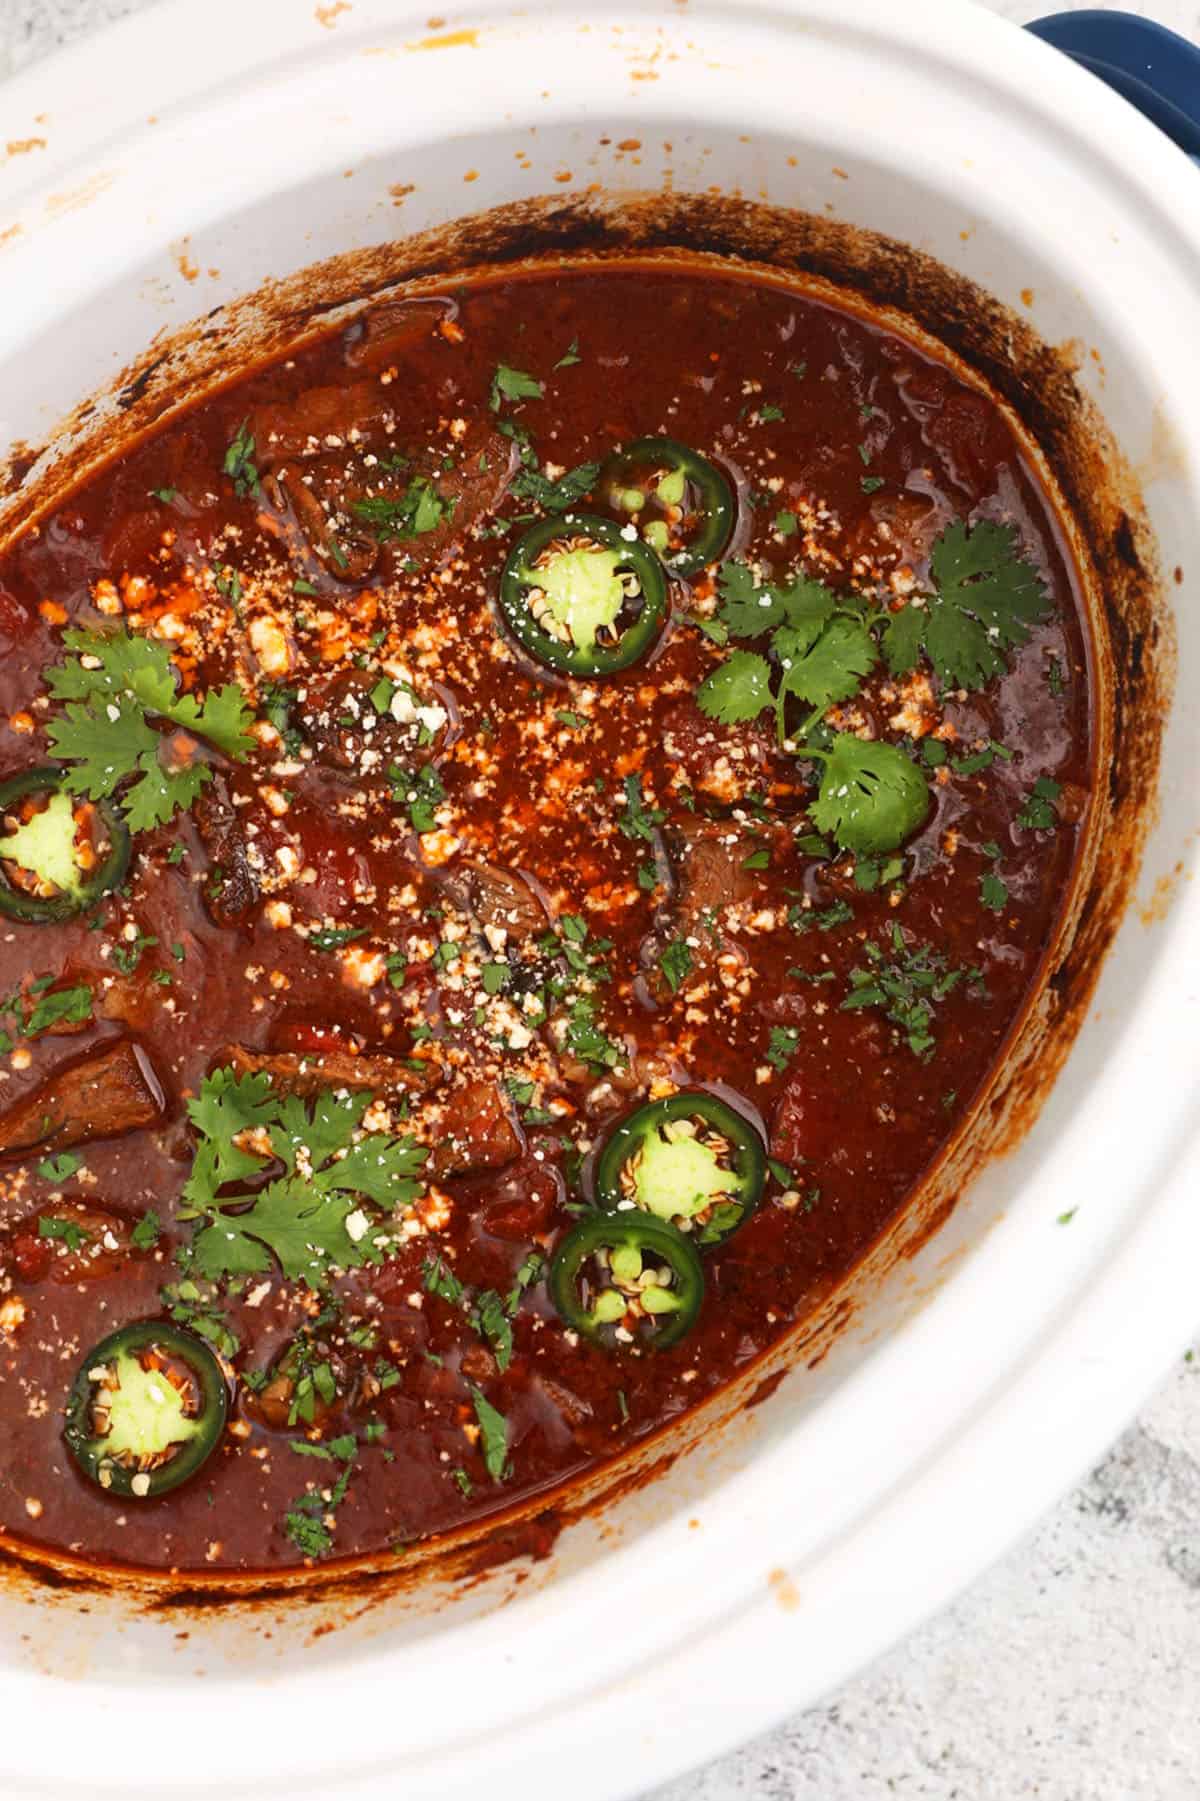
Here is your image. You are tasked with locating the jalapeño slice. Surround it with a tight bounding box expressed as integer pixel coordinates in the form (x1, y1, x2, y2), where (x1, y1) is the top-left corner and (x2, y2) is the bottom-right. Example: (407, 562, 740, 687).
(64, 1321, 228, 1500)
(595, 1090, 766, 1247)
(0, 767, 130, 923)
(600, 437, 734, 577)
(499, 514, 668, 677)
(549, 1212, 703, 1350)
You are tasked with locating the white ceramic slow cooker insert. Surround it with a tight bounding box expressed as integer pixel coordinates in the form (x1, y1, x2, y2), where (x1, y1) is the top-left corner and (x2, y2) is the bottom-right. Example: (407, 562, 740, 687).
(0, 3, 1197, 1797)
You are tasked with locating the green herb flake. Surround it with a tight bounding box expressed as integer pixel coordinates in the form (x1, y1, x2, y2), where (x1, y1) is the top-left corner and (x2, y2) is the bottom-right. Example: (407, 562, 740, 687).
(470, 1387, 510, 1482)
(659, 939, 694, 994)
(490, 364, 544, 410)
(37, 1151, 81, 1184)
(222, 421, 260, 498)
(1016, 777, 1062, 832)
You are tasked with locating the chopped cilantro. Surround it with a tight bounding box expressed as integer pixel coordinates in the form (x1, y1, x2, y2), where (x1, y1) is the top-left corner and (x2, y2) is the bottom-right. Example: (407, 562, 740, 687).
(37, 1215, 89, 1252)
(618, 773, 664, 842)
(490, 364, 543, 410)
(470, 1386, 510, 1482)
(659, 939, 693, 994)
(21, 984, 92, 1037)
(841, 924, 983, 1059)
(307, 925, 368, 952)
(351, 477, 449, 540)
(422, 1253, 467, 1307)
(506, 1250, 545, 1314)
(130, 1209, 161, 1251)
(472, 1290, 513, 1372)
(222, 421, 259, 498)
(37, 1151, 81, 1184)
(481, 961, 509, 995)
(980, 870, 1009, 912)
(510, 460, 600, 512)
(564, 995, 622, 1072)
(765, 1026, 800, 1073)
(1017, 776, 1062, 831)
(555, 339, 582, 368)
(111, 930, 157, 975)
(389, 760, 446, 834)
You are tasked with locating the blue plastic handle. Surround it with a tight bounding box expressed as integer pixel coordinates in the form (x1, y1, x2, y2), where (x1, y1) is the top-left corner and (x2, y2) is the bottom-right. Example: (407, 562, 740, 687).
(1027, 11, 1200, 163)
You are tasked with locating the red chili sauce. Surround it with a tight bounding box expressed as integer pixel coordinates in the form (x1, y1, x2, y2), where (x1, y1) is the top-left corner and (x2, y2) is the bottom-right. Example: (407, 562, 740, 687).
(0, 265, 1092, 1571)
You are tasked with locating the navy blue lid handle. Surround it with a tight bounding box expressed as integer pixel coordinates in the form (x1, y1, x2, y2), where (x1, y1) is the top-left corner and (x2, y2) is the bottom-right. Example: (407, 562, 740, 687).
(1027, 10, 1200, 163)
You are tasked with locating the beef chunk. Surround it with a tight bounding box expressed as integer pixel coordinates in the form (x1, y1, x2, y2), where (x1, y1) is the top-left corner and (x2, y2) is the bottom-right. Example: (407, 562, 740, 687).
(301, 668, 450, 773)
(458, 861, 548, 944)
(11, 1204, 134, 1284)
(194, 772, 260, 928)
(343, 296, 459, 373)
(0, 1038, 165, 1157)
(660, 699, 804, 811)
(426, 1079, 523, 1179)
(249, 382, 397, 469)
(261, 425, 515, 588)
(668, 815, 760, 918)
(219, 1045, 437, 1100)
(265, 468, 380, 586)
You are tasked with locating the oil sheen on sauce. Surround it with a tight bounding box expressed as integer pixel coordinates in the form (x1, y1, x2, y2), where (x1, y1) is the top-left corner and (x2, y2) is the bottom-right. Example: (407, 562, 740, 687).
(0, 266, 1091, 1572)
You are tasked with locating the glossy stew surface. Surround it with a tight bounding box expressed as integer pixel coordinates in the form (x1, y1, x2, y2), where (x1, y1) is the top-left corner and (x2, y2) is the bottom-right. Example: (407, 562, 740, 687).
(0, 265, 1091, 1571)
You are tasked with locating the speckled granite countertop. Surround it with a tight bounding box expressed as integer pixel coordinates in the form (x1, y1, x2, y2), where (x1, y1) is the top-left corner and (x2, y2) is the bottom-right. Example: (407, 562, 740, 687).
(2, 1, 1198, 1793)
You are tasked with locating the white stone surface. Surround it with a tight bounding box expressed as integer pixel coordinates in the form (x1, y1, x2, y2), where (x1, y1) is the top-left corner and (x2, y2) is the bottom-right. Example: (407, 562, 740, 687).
(1, 0, 1198, 1795)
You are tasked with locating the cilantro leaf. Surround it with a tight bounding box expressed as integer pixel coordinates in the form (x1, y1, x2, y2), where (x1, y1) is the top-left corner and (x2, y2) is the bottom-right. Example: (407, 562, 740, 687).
(130, 1209, 161, 1250)
(183, 1067, 428, 1286)
(715, 562, 837, 641)
(37, 1151, 81, 1184)
(21, 983, 92, 1037)
(808, 735, 931, 855)
(776, 616, 875, 716)
(470, 1386, 510, 1481)
(1017, 776, 1061, 831)
(882, 520, 1049, 690)
(490, 364, 543, 409)
(45, 630, 253, 832)
(766, 1025, 800, 1073)
(223, 421, 260, 498)
(659, 939, 693, 994)
(617, 773, 664, 842)
(510, 460, 600, 512)
(351, 477, 449, 540)
(506, 1250, 545, 1314)
(472, 1290, 513, 1372)
(696, 650, 773, 725)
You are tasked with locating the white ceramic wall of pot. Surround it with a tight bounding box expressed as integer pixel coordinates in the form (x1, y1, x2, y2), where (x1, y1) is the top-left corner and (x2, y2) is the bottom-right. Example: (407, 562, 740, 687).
(0, 4, 1196, 1798)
